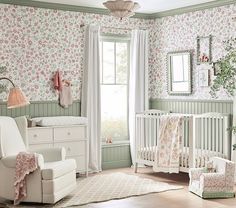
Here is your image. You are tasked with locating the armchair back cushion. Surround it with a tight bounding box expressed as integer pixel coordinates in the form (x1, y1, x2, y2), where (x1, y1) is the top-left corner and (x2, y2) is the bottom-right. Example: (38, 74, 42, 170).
(0, 117, 26, 158)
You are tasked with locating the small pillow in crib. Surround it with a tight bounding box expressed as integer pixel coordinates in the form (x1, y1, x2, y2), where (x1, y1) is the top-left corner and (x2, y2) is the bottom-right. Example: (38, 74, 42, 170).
(206, 161, 216, 173)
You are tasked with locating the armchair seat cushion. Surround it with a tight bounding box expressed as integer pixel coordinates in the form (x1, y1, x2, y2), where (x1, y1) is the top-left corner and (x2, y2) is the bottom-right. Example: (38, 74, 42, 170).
(42, 159, 76, 180)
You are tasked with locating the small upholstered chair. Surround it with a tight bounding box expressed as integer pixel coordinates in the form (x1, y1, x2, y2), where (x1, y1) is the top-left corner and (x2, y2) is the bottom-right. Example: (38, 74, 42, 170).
(0, 116, 77, 204)
(189, 157, 235, 198)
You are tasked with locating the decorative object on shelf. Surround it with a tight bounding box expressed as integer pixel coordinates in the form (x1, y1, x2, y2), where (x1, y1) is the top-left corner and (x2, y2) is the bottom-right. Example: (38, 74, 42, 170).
(210, 37, 236, 98)
(198, 70, 210, 87)
(213, 62, 221, 76)
(103, 0, 140, 20)
(0, 77, 30, 108)
(167, 50, 192, 95)
(197, 35, 212, 65)
(105, 137, 113, 144)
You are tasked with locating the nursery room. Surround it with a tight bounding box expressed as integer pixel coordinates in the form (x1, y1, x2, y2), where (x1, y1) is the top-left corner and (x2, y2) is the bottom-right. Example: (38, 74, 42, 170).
(0, 0, 236, 207)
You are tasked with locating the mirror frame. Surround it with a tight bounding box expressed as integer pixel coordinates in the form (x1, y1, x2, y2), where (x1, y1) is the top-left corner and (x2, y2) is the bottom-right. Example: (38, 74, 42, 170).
(167, 50, 192, 95)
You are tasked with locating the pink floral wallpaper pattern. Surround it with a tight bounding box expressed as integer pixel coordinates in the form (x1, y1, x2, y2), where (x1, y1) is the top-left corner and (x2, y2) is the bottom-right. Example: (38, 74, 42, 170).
(149, 3, 236, 100)
(0, 3, 235, 101)
(0, 3, 153, 101)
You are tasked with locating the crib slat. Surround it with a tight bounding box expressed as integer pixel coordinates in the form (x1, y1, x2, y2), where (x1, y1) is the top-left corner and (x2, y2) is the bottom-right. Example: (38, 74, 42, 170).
(208, 118, 211, 157)
(223, 116, 230, 159)
(189, 116, 195, 168)
(216, 118, 219, 156)
(200, 118, 204, 167)
(219, 117, 223, 156)
(212, 118, 215, 153)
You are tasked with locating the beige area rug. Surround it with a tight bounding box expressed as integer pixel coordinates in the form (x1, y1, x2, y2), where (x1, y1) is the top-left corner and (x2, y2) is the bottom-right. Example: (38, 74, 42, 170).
(1, 172, 183, 208)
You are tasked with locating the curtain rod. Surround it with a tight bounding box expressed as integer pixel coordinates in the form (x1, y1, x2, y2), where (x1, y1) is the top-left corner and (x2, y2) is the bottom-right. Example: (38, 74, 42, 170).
(79, 24, 147, 31)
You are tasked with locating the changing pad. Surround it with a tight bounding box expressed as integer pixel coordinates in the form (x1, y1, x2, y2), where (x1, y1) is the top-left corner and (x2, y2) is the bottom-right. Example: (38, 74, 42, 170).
(31, 116, 87, 127)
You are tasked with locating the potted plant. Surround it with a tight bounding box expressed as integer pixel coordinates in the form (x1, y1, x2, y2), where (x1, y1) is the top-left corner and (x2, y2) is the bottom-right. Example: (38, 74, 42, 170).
(210, 37, 236, 151)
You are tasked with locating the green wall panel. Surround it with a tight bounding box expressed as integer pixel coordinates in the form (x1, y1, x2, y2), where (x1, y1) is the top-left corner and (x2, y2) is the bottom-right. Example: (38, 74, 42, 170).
(102, 144, 131, 170)
(150, 99, 233, 115)
(0, 100, 81, 117)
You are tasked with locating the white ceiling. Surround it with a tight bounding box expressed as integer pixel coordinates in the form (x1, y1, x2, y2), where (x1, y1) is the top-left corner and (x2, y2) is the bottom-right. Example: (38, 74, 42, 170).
(35, 0, 218, 14)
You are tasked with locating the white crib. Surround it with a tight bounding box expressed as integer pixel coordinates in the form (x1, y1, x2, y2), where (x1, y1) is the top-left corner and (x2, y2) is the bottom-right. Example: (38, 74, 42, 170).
(134, 110, 231, 173)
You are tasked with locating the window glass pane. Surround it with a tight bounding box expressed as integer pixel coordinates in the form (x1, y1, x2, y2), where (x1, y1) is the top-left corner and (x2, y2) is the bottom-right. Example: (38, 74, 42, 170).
(116, 42, 128, 84)
(101, 85, 128, 140)
(103, 42, 115, 84)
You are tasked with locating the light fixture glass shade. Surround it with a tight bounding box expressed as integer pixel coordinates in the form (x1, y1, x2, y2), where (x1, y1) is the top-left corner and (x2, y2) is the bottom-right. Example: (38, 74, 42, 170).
(7, 87, 30, 109)
(103, 0, 140, 19)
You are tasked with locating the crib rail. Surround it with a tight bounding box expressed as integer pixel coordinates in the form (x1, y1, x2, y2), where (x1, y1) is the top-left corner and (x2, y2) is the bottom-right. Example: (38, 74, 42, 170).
(135, 111, 231, 172)
(191, 113, 230, 168)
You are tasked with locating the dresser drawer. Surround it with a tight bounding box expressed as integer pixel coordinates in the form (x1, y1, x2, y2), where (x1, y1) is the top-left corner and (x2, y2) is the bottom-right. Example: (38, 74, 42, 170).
(54, 141, 86, 156)
(68, 156, 86, 172)
(54, 126, 86, 141)
(29, 143, 53, 151)
(28, 128, 53, 144)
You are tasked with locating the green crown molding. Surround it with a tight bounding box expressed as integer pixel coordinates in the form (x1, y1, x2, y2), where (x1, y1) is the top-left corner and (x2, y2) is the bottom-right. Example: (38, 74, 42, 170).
(0, 0, 152, 19)
(0, 0, 235, 19)
(151, 0, 236, 18)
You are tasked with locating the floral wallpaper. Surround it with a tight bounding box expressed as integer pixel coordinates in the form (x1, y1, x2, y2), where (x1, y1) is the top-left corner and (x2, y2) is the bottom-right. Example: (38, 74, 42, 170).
(0, 3, 235, 101)
(0, 4, 153, 101)
(149, 3, 236, 100)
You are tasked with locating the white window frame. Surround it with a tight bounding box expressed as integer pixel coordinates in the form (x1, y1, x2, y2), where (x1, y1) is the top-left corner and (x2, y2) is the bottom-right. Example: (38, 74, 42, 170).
(100, 35, 130, 141)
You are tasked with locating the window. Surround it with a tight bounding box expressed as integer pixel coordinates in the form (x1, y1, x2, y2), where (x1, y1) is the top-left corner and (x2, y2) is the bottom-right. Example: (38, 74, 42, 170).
(100, 36, 130, 141)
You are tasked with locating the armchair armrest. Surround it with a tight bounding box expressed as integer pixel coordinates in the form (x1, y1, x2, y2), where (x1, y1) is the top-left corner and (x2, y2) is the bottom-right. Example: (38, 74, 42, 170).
(200, 173, 226, 187)
(32, 147, 66, 162)
(189, 168, 206, 181)
(1, 153, 44, 169)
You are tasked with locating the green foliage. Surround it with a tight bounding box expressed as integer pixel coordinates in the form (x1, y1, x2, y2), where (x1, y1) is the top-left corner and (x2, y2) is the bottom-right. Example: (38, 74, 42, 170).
(210, 37, 236, 98)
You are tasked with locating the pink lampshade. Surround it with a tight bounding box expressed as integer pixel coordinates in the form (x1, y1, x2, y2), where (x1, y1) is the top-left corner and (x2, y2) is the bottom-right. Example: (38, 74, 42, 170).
(7, 87, 30, 109)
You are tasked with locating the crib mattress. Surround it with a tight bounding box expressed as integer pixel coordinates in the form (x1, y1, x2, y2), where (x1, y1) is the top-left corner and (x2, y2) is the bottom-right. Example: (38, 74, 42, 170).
(138, 146, 223, 168)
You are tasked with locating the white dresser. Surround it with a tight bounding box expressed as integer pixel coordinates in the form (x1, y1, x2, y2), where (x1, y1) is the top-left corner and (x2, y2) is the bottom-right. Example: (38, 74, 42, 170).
(27, 125, 88, 176)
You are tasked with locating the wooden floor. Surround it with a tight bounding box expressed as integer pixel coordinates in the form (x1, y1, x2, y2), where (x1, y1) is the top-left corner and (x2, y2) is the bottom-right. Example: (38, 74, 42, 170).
(1, 167, 236, 208)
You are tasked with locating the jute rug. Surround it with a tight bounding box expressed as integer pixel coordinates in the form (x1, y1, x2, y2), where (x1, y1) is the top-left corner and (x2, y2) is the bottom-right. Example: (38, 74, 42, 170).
(1, 172, 183, 208)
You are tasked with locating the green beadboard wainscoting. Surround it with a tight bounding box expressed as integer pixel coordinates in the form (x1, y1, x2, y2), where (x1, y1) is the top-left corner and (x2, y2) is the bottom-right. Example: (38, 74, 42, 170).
(0, 100, 81, 117)
(102, 141, 131, 170)
(150, 99, 233, 115)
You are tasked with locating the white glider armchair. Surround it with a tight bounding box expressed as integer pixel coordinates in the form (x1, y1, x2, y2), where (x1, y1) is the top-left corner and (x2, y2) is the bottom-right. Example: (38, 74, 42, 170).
(0, 116, 77, 204)
(189, 157, 235, 198)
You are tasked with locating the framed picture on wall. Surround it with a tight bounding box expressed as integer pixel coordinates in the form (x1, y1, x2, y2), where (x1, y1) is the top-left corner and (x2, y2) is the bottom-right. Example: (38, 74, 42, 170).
(199, 70, 210, 87)
(197, 35, 212, 65)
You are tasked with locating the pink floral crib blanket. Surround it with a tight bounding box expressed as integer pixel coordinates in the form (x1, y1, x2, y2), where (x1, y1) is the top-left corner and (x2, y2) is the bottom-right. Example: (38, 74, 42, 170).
(14, 152, 38, 205)
(153, 115, 183, 173)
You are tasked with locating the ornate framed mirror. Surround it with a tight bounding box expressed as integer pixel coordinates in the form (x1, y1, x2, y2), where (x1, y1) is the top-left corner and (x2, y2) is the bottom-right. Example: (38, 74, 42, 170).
(167, 51, 192, 95)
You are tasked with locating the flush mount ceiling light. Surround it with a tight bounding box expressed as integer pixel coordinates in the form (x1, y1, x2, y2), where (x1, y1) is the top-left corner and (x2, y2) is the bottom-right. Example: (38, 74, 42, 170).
(103, 0, 140, 20)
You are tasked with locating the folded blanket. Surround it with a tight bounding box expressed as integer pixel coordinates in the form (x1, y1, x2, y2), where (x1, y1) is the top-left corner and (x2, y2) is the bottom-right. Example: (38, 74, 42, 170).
(153, 115, 183, 173)
(14, 152, 38, 205)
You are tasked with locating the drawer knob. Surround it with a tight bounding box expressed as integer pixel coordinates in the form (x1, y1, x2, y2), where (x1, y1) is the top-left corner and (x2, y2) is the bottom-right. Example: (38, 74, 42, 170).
(33, 134, 38, 138)
(67, 132, 71, 136)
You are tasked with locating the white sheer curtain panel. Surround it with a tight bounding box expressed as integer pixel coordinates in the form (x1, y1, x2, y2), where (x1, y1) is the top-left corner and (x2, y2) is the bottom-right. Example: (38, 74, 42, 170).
(129, 29, 149, 165)
(81, 25, 101, 172)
